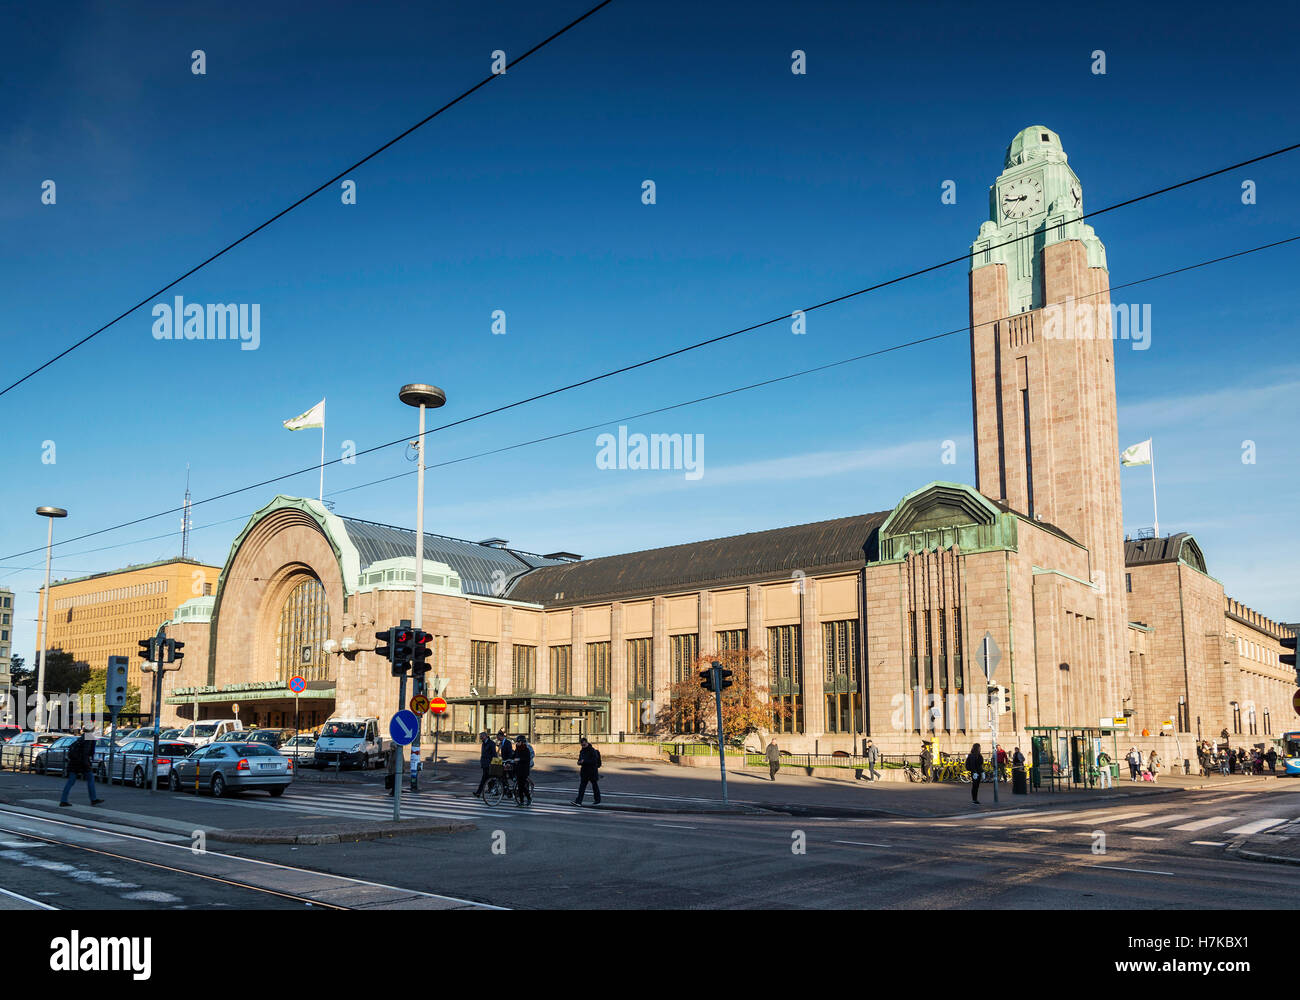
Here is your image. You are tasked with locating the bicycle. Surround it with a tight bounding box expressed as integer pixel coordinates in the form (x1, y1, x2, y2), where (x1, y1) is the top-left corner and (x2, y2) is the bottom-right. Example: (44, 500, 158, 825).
(482, 761, 535, 806)
(901, 759, 922, 782)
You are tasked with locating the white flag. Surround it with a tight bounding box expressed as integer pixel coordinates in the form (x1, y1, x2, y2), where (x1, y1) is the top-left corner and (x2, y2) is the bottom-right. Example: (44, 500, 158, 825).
(1120, 439, 1151, 466)
(283, 399, 325, 431)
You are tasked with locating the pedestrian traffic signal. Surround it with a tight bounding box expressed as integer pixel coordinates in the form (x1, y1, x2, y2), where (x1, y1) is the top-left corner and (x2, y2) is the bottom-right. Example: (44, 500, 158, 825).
(718, 668, 734, 690)
(411, 630, 433, 675)
(375, 628, 394, 662)
(699, 668, 714, 692)
(1282, 632, 1298, 683)
(391, 627, 414, 676)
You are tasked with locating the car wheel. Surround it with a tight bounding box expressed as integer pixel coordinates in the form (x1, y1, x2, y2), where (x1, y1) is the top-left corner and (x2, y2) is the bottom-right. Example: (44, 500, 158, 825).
(210, 773, 226, 798)
(170, 772, 182, 792)
(35, 759, 45, 775)
(132, 766, 146, 789)
(269, 786, 285, 797)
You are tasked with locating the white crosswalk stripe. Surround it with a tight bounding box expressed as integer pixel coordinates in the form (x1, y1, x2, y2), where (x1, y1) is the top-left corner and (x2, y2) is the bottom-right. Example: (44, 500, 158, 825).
(1223, 817, 1287, 836)
(1118, 814, 1193, 828)
(229, 785, 589, 824)
(1169, 815, 1237, 832)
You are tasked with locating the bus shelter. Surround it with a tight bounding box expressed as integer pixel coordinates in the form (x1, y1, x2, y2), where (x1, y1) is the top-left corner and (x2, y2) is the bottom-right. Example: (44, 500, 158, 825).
(1025, 725, 1120, 790)
(443, 694, 611, 744)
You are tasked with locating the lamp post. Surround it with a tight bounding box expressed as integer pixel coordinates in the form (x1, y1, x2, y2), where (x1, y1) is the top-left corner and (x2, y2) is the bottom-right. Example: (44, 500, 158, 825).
(398, 383, 446, 803)
(35, 506, 67, 731)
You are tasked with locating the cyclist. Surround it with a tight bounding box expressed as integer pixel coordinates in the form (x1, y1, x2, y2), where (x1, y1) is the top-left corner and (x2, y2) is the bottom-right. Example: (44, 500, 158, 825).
(513, 734, 533, 806)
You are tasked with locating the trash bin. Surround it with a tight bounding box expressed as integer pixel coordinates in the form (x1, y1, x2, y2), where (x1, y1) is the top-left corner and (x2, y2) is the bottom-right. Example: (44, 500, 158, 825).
(1183, 759, 1190, 775)
(1012, 768, 1028, 795)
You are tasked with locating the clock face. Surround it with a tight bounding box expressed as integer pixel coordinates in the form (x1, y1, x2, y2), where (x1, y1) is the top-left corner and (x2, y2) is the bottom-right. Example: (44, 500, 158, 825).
(1000, 175, 1043, 220)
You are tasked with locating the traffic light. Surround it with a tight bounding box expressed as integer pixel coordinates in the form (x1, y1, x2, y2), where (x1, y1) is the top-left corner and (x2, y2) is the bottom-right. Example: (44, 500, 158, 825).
(699, 668, 714, 692)
(106, 656, 129, 710)
(166, 638, 185, 669)
(411, 630, 433, 675)
(375, 628, 394, 662)
(1002, 686, 1012, 714)
(718, 668, 734, 691)
(391, 627, 414, 676)
(137, 637, 155, 661)
(1282, 632, 1298, 683)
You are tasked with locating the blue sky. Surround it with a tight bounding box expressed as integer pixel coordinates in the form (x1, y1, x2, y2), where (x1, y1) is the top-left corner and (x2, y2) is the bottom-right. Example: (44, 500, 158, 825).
(3, 0, 1299, 663)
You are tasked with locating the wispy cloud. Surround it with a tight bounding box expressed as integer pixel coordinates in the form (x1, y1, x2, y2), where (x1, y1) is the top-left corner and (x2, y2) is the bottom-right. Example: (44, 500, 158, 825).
(1120, 375, 1300, 428)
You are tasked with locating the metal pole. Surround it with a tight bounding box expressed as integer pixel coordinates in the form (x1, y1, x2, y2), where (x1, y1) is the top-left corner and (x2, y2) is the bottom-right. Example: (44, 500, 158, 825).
(36, 517, 55, 732)
(107, 708, 119, 787)
(712, 663, 728, 804)
(411, 401, 425, 793)
(149, 625, 165, 793)
(394, 672, 407, 821)
(432, 712, 441, 779)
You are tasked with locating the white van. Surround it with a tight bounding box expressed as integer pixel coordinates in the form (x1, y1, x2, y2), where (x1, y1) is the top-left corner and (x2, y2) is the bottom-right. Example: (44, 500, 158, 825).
(315, 717, 384, 769)
(176, 719, 243, 747)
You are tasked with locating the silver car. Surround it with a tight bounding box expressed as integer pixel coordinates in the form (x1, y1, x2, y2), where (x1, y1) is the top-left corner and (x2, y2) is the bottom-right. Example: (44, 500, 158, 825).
(1, 731, 71, 771)
(35, 735, 79, 776)
(169, 741, 294, 797)
(99, 738, 194, 787)
(280, 734, 317, 766)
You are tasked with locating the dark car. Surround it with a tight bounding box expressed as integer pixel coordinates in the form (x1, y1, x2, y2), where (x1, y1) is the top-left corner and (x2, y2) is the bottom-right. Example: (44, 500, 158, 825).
(214, 728, 291, 750)
(0, 724, 23, 743)
(36, 735, 80, 776)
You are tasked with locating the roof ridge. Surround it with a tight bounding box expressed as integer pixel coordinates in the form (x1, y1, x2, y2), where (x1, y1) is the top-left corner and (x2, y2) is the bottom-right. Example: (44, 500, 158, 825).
(336, 513, 555, 562)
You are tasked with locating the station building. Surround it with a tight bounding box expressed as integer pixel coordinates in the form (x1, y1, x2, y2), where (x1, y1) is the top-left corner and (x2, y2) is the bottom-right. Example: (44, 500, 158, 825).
(159, 127, 1296, 762)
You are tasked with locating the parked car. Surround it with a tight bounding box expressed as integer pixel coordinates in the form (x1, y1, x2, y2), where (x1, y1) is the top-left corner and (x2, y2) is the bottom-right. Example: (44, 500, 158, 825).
(35, 735, 79, 776)
(215, 727, 291, 750)
(1, 731, 71, 770)
(120, 727, 158, 742)
(176, 719, 244, 747)
(0, 724, 24, 743)
(169, 742, 293, 797)
(315, 717, 385, 769)
(280, 734, 318, 766)
(160, 728, 181, 740)
(98, 739, 195, 787)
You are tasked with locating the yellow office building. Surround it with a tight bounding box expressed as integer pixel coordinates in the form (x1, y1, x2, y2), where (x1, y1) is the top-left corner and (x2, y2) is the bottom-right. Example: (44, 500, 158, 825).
(38, 558, 222, 710)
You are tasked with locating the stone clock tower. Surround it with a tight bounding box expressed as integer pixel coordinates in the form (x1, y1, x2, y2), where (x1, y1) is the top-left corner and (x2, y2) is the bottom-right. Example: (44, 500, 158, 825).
(969, 125, 1129, 717)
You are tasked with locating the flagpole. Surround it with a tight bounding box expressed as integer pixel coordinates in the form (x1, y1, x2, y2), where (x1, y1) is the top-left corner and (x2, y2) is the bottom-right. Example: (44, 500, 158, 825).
(1150, 440, 1159, 537)
(319, 421, 325, 502)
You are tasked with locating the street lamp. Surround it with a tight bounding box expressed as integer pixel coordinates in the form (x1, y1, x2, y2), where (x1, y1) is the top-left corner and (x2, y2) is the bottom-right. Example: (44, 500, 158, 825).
(397, 383, 446, 802)
(35, 506, 67, 731)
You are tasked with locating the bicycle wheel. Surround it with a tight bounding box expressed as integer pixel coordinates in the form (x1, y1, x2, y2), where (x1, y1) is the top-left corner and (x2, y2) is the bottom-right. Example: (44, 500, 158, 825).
(483, 776, 504, 805)
(958, 770, 971, 784)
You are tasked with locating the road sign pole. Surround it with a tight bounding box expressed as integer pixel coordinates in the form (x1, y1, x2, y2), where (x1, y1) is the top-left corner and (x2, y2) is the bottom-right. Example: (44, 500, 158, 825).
(432, 713, 441, 780)
(394, 673, 407, 822)
(712, 663, 728, 805)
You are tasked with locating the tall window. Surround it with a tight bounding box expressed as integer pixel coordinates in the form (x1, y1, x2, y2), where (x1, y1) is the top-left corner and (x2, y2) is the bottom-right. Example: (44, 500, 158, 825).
(512, 645, 536, 694)
(550, 645, 572, 695)
(822, 620, 860, 734)
(587, 641, 611, 695)
(626, 637, 654, 734)
(471, 640, 497, 694)
(276, 577, 329, 682)
(952, 608, 964, 693)
(767, 624, 803, 734)
(716, 628, 747, 651)
(670, 633, 699, 682)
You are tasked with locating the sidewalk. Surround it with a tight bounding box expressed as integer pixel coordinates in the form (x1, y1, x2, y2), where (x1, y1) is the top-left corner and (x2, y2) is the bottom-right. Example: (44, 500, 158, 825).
(1228, 816, 1300, 866)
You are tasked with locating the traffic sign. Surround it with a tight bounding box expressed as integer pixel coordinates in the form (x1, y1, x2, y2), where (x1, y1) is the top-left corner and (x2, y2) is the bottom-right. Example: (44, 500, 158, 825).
(390, 710, 419, 745)
(289, 676, 306, 694)
(409, 694, 430, 715)
(975, 632, 1002, 681)
(429, 697, 448, 715)
(1292, 689, 1300, 716)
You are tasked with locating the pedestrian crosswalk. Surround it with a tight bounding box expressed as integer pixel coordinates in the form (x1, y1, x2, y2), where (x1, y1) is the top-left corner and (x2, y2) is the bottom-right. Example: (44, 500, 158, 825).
(939, 803, 1293, 839)
(213, 784, 592, 825)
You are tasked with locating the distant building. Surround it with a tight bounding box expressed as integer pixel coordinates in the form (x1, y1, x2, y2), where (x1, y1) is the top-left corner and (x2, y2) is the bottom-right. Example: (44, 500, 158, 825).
(37, 558, 222, 714)
(0, 586, 14, 702)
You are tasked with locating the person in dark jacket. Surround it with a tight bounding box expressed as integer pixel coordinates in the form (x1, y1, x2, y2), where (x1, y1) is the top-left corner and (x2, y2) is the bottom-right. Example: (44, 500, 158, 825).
(384, 744, 398, 795)
(1267, 746, 1278, 773)
(573, 736, 601, 806)
(513, 734, 533, 806)
(473, 731, 495, 797)
(966, 743, 984, 804)
(59, 729, 103, 807)
(497, 729, 514, 764)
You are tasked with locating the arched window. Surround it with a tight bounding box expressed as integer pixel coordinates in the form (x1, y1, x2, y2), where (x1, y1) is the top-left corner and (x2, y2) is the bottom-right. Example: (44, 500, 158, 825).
(276, 577, 330, 682)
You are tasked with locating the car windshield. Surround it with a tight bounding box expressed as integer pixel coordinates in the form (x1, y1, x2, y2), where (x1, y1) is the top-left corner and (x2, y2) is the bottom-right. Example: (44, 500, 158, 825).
(187, 725, 217, 737)
(322, 723, 364, 739)
(233, 744, 279, 756)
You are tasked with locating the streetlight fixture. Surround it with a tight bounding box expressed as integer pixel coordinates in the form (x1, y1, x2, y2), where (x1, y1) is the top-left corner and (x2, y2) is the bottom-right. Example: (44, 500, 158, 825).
(397, 383, 446, 805)
(35, 506, 67, 731)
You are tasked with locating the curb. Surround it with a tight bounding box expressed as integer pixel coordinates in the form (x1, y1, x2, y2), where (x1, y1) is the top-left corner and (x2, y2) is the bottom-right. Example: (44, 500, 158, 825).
(210, 819, 476, 845)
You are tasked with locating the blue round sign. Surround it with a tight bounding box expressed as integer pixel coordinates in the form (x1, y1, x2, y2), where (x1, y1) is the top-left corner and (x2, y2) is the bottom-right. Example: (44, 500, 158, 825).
(389, 710, 419, 746)
(289, 676, 306, 694)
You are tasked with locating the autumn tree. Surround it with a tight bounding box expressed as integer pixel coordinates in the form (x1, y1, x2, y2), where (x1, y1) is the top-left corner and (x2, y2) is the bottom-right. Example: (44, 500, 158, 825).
(651, 646, 787, 747)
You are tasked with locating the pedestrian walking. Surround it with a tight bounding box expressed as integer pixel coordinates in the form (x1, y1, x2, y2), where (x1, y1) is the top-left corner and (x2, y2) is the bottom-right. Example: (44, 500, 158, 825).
(497, 729, 514, 764)
(966, 743, 984, 804)
(573, 736, 602, 805)
(920, 741, 933, 783)
(1219, 749, 1230, 776)
(1126, 746, 1140, 782)
(384, 743, 398, 795)
(58, 729, 103, 807)
(1147, 750, 1160, 783)
(1097, 749, 1113, 789)
(766, 738, 781, 780)
(1267, 746, 1278, 774)
(865, 739, 881, 781)
(513, 734, 533, 806)
(473, 731, 495, 797)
